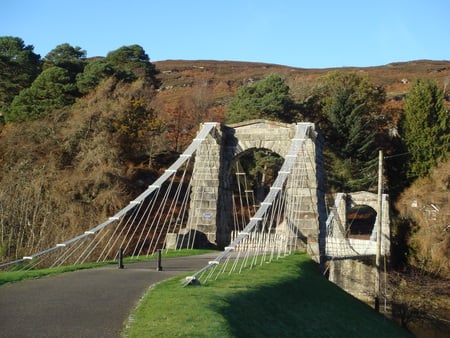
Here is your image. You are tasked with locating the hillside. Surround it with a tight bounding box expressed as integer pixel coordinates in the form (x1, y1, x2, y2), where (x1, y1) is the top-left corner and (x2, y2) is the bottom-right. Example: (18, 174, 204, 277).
(152, 58, 450, 114)
(0, 58, 448, 336)
(1, 58, 449, 257)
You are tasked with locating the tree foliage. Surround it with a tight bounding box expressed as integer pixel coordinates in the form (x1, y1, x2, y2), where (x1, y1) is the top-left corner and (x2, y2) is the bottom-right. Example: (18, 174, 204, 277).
(76, 45, 159, 94)
(0, 36, 41, 107)
(106, 45, 158, 83)
(317, 72, 386, 191)
(76, 58, 115, 94)
(43, 43, 86, 79)
(225, 74, 294, 123)
(109, 98, 165, 162)
(5, 67, 77, 122)
(402, 79, 449, 179)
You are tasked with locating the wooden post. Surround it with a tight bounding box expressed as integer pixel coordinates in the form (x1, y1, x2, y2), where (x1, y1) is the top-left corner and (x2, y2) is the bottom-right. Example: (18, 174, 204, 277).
(375, 150, 383, 311)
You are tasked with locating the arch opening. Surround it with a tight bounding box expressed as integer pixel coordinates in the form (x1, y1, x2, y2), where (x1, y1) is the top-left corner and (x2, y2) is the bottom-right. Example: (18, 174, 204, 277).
(230, 148, 284, 232)
(346, 205, 377, 239)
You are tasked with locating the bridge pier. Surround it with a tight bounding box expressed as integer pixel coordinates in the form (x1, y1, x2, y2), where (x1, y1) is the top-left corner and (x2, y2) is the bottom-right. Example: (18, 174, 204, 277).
(184, 123, 224, 248)
(184, 120, 327, 257)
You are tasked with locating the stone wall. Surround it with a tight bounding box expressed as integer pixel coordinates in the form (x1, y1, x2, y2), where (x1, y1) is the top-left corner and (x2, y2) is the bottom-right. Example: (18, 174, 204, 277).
(328, 258, 385, 306)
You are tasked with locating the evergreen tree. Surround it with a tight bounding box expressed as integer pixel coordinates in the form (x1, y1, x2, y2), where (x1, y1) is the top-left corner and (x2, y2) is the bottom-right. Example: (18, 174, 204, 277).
(319, 72, 385, 192)
(225, 74, 294, 123)
(106, 45, 158, 84)
(0, 36, 41, 108)
(402, 79, 449, 178)
(43, 43, 86, 80)
(5, 67, 77, 122)
(76, 58, 115, 94)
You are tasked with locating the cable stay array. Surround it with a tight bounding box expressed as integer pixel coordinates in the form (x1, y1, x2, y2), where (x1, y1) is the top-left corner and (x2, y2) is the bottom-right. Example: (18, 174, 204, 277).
(183, 123, 313, 285)
(0, 122, 218, 271)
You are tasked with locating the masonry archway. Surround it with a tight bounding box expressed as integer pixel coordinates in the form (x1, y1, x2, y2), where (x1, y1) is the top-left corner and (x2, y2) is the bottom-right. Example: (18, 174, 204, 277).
(187, 120, 326, 258)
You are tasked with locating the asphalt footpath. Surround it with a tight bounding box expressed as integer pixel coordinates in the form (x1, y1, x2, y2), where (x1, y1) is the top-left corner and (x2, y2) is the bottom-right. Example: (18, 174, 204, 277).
(0, 252, 219, 338)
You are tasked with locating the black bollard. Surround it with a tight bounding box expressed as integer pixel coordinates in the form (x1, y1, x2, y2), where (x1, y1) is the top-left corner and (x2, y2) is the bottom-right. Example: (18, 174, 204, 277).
(156, 249, 162, 271)
(118, 248, 124, 269)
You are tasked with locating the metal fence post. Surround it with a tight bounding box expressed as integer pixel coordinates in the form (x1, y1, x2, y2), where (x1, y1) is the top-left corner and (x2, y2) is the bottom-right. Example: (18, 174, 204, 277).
(156, 249, 162, 271)
(118, 248, 124, 269)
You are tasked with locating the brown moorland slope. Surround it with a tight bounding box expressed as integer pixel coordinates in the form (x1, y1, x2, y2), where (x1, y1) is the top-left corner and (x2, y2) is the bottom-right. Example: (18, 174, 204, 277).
(152, 58, 450, 110)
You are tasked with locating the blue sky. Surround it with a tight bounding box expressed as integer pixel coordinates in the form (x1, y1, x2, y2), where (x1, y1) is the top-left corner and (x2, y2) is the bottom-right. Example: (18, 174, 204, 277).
(2, 0, 449, 68)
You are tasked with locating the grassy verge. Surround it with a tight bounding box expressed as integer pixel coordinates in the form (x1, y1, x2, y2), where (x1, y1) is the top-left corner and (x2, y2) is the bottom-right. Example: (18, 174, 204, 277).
(124, 252, 412, 338)
(0, 249, 217, 285)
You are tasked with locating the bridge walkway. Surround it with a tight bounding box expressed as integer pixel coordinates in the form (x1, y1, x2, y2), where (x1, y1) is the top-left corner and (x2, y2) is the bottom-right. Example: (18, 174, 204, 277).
(0, 253, 218, 338)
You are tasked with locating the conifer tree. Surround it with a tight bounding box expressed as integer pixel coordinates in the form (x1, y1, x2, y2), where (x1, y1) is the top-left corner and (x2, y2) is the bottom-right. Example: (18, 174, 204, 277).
(319, 72, 385, 192)
(0, 36, 41, 108)
(402, 79, 449, 178)
(5, 67, 77, 122)
(225, 74, 294, 123)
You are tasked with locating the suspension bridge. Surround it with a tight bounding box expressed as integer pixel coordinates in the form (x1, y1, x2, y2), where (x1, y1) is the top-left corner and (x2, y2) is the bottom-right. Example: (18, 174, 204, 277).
(0, 120, 390, 286)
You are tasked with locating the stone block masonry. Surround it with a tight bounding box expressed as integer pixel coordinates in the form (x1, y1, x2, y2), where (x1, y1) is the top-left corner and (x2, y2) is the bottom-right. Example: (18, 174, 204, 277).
(185, 120, 327, 255)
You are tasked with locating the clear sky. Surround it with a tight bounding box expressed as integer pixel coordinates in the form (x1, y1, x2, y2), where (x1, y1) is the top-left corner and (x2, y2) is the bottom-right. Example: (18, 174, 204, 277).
(2, 0, 449, 69)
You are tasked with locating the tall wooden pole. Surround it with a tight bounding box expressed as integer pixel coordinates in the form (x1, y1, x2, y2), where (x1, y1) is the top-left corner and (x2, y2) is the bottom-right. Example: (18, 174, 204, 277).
(375, 150, 383, 312)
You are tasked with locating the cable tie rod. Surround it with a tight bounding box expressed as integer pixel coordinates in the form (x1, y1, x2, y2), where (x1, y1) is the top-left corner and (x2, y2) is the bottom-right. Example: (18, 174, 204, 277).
(208, 260, 220, 265)
(85, 231, 95, 235)
(23, 256, 33, 260)
(109, 216, 120, 221)
(225, 246, 235, 250)
(56, 244, 66, 247)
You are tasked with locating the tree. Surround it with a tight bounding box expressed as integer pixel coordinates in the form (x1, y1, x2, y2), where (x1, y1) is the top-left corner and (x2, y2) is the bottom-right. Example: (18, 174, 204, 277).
(43, 43, 86, 80)
(5, 67, 77, 122)
(402, 79, 449, 179)
(225, 74, 294, 123)
(106, 45, 158, 84)
(318, 72, 386, 191)
(0, 36, 41, 107)
(109, 98, 165, 163)
(76, 58, 115, 94)
(249, 150, 284, 202)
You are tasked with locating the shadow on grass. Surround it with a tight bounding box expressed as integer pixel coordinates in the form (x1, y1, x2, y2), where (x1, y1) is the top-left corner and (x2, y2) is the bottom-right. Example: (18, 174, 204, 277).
(213, 259, 413, 338)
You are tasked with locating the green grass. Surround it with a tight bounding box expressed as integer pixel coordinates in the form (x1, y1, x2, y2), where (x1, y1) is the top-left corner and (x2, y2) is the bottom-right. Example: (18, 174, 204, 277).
(124, 252, 412, 338)
(0, 249, 217, 285)
(0, 262, 108, 285)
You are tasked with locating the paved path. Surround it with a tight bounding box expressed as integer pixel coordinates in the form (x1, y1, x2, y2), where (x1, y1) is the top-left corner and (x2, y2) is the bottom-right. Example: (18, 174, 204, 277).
(0, 253, 218, 338)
